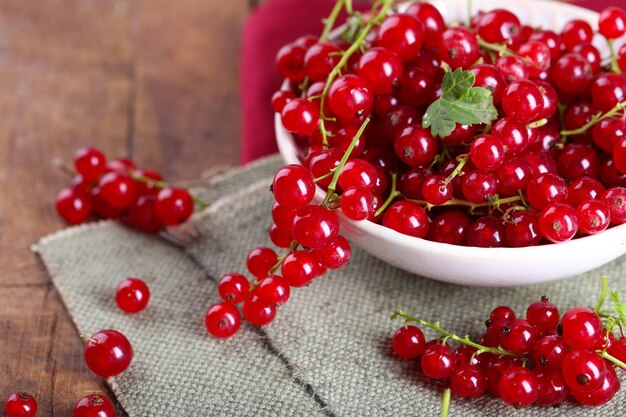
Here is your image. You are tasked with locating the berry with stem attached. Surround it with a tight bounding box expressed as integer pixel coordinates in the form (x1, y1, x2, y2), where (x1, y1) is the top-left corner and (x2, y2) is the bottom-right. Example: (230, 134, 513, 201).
(73, 394, 115, 417)
(83, 329, 133, 377)
(4, 392, 37, 417)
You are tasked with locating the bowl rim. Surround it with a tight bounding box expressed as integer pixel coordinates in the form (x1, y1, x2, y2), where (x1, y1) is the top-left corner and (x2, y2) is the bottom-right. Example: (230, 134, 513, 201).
(275, 0, 626, 260)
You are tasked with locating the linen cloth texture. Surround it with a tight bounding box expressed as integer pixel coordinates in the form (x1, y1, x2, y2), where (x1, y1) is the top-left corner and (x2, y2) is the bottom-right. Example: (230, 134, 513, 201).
(36, 156, 626, 416)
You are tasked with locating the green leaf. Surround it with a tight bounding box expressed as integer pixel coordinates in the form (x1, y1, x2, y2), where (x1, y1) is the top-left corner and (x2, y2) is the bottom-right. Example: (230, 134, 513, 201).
(422, 69, 498, 138)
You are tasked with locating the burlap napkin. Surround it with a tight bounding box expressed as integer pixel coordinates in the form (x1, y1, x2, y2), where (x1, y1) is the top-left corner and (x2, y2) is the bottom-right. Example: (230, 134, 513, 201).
(35, 156, 626, 416)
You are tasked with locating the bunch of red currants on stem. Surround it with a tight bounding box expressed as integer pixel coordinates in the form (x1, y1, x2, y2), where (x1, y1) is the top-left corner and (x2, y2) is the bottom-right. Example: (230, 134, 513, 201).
(391, 277, 626, 412)
(4, 277, 148, 417)
(55, 146, 199, 231)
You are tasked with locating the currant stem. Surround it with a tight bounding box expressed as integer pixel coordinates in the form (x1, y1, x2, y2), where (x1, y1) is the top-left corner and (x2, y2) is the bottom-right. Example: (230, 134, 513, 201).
(322, 117, 371, 206)
(477, 37, 516, 58)
(442, 155, 468, 186)
(268, 240, 300, 275)
(391, 310, 522, 357)
(131, 173, 209, 211)
(374, 173, 400, 217)
(594, 275, 609, 314)
(598, 350, 626, 372)
(607, 39, 623, 75)
(440, 388, 451, 417)
(320, 0, 346, 42)
(527, 118, 548, 129)
(560, 101, 626, 137)
(408, 194, 522, 211)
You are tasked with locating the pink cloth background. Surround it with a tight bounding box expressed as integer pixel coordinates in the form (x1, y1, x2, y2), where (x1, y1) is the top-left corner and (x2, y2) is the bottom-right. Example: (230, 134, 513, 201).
(240, 0, 613, 164)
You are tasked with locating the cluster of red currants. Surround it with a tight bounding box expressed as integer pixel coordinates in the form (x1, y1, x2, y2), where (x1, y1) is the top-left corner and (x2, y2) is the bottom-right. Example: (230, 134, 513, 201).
(391, 282, 626, 410)
(55, 146, 197, 231)
(4, 278, 149, 417)
(273, 1, 626, 247)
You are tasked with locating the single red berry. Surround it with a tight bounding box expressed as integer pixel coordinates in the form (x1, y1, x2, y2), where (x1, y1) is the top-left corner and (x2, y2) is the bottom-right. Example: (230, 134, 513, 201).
(405, 2, 445, 48)
(357, 47, 403, 95)
(517, 41, 551, 77)
(217, 273, 250, 304)
(477, 9, 522, 45)
(73, 394, 115, 417)
(561, 306, 603, 350)
(427, 209, 472, 245)
(571, 365, 620, 406)
(420, 343, 456, 380)
(469, 135, 504, 172)
(338, 159, 378, 191)
(602, 187, 626, 224)
(498, 366, 538, 408)
(205, 302, 241, 338)
(437, 27, 479, 69)
(470, 64, 505, 104)
(98, 172, 137, 210)
(550, 53, 593, 94)
(132, 168, 163, 197)
(490, 306, 516, 322)
(484, 356, 521, 396)
(577, 200, 611, 234)
(256, 275, 290, 305)
(340, 187, 374, 221)
(572, 43, 602, 74)
(591, 73, 626, 113)
(532, 335, 568, 371)
(504, 210, 542, 247)
(376, 14, 424, 62)
(465, 216, 506, 248)
(492, 117, 529, 156)
(421, 175, 453, 205)
(529, 30, 562, 60)
(539, 203, 578, 243)
(495, 55, 528, 83)
(450, 364, 487, 398)
(593, 117, 625, 153)
(607, 336, 626, 363)
(276, 42, 306, 81)
(500, 319, 538, 354)
(599, 6, 626, 39)
(382, 201, 429, 238)
(281, 98, 320, 136)
(56, 187, 92, 224)
(246, 247, 278, 280)
(313, 235, 351, 269)
(115, 278, 150, 314)
(461, 170, 497, 204)
(561, 19, 594, 50)
(271, 90, 295, 113)
(567, 177, 606, 207)
(392, 325, 426, 359)
(154, 187, 194, 225)
(128, 195, 162, 233)
(281, 250, 322, 287)
(5, 392, 37, 417)
(526, 296, 560, 334)
(526, 172, 568, 211)
(83, 329, 133, 377)
(292, 205, 339, 250)
(242, 293, 276, 326)
(106, 157, 134, 173)
(535, 370, 569, 407)
(74, 147, 107, 182)
(327, 75, 374, 124)
(272, 164, 316, 209)
(561, 350, 606, 393)
(394, 127, 438, 168)
(304, 42, 342, 82)
(501, 80, 544, 123)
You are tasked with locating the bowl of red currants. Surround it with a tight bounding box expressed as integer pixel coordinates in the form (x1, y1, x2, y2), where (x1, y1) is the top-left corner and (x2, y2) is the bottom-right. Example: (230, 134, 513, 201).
(274, 0, 626, 286)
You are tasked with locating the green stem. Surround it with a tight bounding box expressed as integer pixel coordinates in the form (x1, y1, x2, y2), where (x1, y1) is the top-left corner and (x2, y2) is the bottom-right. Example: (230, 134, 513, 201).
(443, 155, 469, 185)
(392, 310, 522, 357)
(322, 117, 371, 206)
(608, 39, 623, 75)
(527, 118, 548, 129)
(440, 388, 451, 417)
(268, 240, 299, 275)
(318, 0, 393, 146)
(560, 101, 626, 137)
(320, 0, 345, 42)
(131, 173, 209, 211)
(594, 275, 609, 314)
(598, 350, 626, 372)
(408, 195, 523, 211)
(374, 172, 399, 217)
(477, 37, 516, 57)
(314, 170, 335, 183)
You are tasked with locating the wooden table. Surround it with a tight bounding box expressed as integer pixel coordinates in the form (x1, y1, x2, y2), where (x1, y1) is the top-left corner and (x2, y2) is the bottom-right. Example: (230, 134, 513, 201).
(0, 0, 253, 414)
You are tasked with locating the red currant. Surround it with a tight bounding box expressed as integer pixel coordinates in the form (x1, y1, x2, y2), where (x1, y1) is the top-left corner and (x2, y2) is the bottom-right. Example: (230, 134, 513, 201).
(420, 343, 456, 380)
(256, 275, 290, 305)
(437, 27, 479, 69)
(314, 235, 351, 269)
(292, 205, 339, 249)
(526, 296, 559, 334)
(498, 366, 538, 408)
(4, 392, 37, 417)
(539, 203, 578, 243)
(382, 201, 429, 238)
(83, 329, 133, 377)
(242, 293, 276, 326)
(392, 325, 425, 359)
(599, 6, 626, 39)
(531, 335, 568, 370)
(217, 273, 250, 304)
(154, 187, 194, 225)
(73, 394, 115, 417)
(205, 301, 241, 338)
(561, 350, 606, 392)
(74, 147, 106, 182)
(561, 306, 603, 350)
(272, 164, 316, 209)
(115, 278, 150, 314)
(450, 364, 487, 398)
(56, 187, 92, 224)
(281, 250, 322, 287)
(281, 98, 320, 136)
(376, 14, 424, 62)
(246, 247, 278, 280)
(98, 172, 137, 210)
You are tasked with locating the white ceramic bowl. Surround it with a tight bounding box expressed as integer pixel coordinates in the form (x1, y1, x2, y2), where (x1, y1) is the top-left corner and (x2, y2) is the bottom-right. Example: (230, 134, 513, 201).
(276, 0, 626, 286)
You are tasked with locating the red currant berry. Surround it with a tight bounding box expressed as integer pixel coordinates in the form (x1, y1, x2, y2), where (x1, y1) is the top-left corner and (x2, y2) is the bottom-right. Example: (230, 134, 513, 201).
(550, 53, 593, 94)
(405, 2, 445, 48)
(470, 64, 505, 104)
(115, 278, 150, 314)
(592, 73, 626, 113)
(281, 250, 322, 287)
(314, 235, 351, 269)
(526, 172, 568, 211)
(382, 201, 429, 238)
(561, 19, 594, 51)
(470, 134, 505, 172)
(490, 306, 516, 322)
(256, 275, 290, 305)
(56, 187, 92, 224)
(217, 273, 250, 304)
(450, 364, 487, 398)
(500, 319, 538, 354)
(281, 98, 320, 136)
(567, 177, 605, 207)
(529, 30, 562, 60)
(246, 247, 278, 280)
(571, 365, 620, 406)
(73, 394, 115, 417)
(518, 41, 551, 77)
(357, 47, 403, 95)
(437, 27, 479, 69)
(338, 159, 378, 191)
(4, 392, 37, 417)
(272, 164, 315, 209)
(74, 147, 107, 182)
(271, 90, 295, 113)
(561, 350, 607, 392)
(154, 187, 194, 225)
(394, 127, 438, 168)
(421, 175, 453, 205)
(84, 329, 133, 377)
(495, 55, 528, 83)
(501, 80, 544, 123)
(340, 186, 374, 221)
(572, 43, 602, 74)
(561, 306, 603, 350)
(128, 195, 162, 233)
(376, 14, 424, 62)
(276, 42, 306, 81)
(465, 216, 506, 247)
(535, 370, 569, 407)
(492, 117, 529, 156)
(132, 168, 163, 197)
(292, 205, 339, 249)
(599, 6, 626, 39)
(392, 325, 426, 359)
(327, 74, 374, 124)
(427, 209, 472, 245)
(577, 199, 611, 234)
(484, 356, 520, 396)
(477, 9, 522, 45)
(593, 117, 625, 153)
(526, 296, 559, 334)
(532, 335, 568, 371)
(505, 210, 542, 247)
(98, 172, 137, 210)
(461, 170, 497, 204)
(242, 293, 276, 326)
(539, 203, 578, 243)
(304, 42, 342, 82)
(602, 187, 626, 224)
(205, 302, 241, 338)
(420, 343, 456, 380)
(498, 366, 538, 408)
(398, 66, 436, 106)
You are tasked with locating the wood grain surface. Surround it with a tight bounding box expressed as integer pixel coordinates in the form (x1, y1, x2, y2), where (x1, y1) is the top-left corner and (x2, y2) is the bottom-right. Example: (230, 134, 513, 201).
(0, 0, 247, 414)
